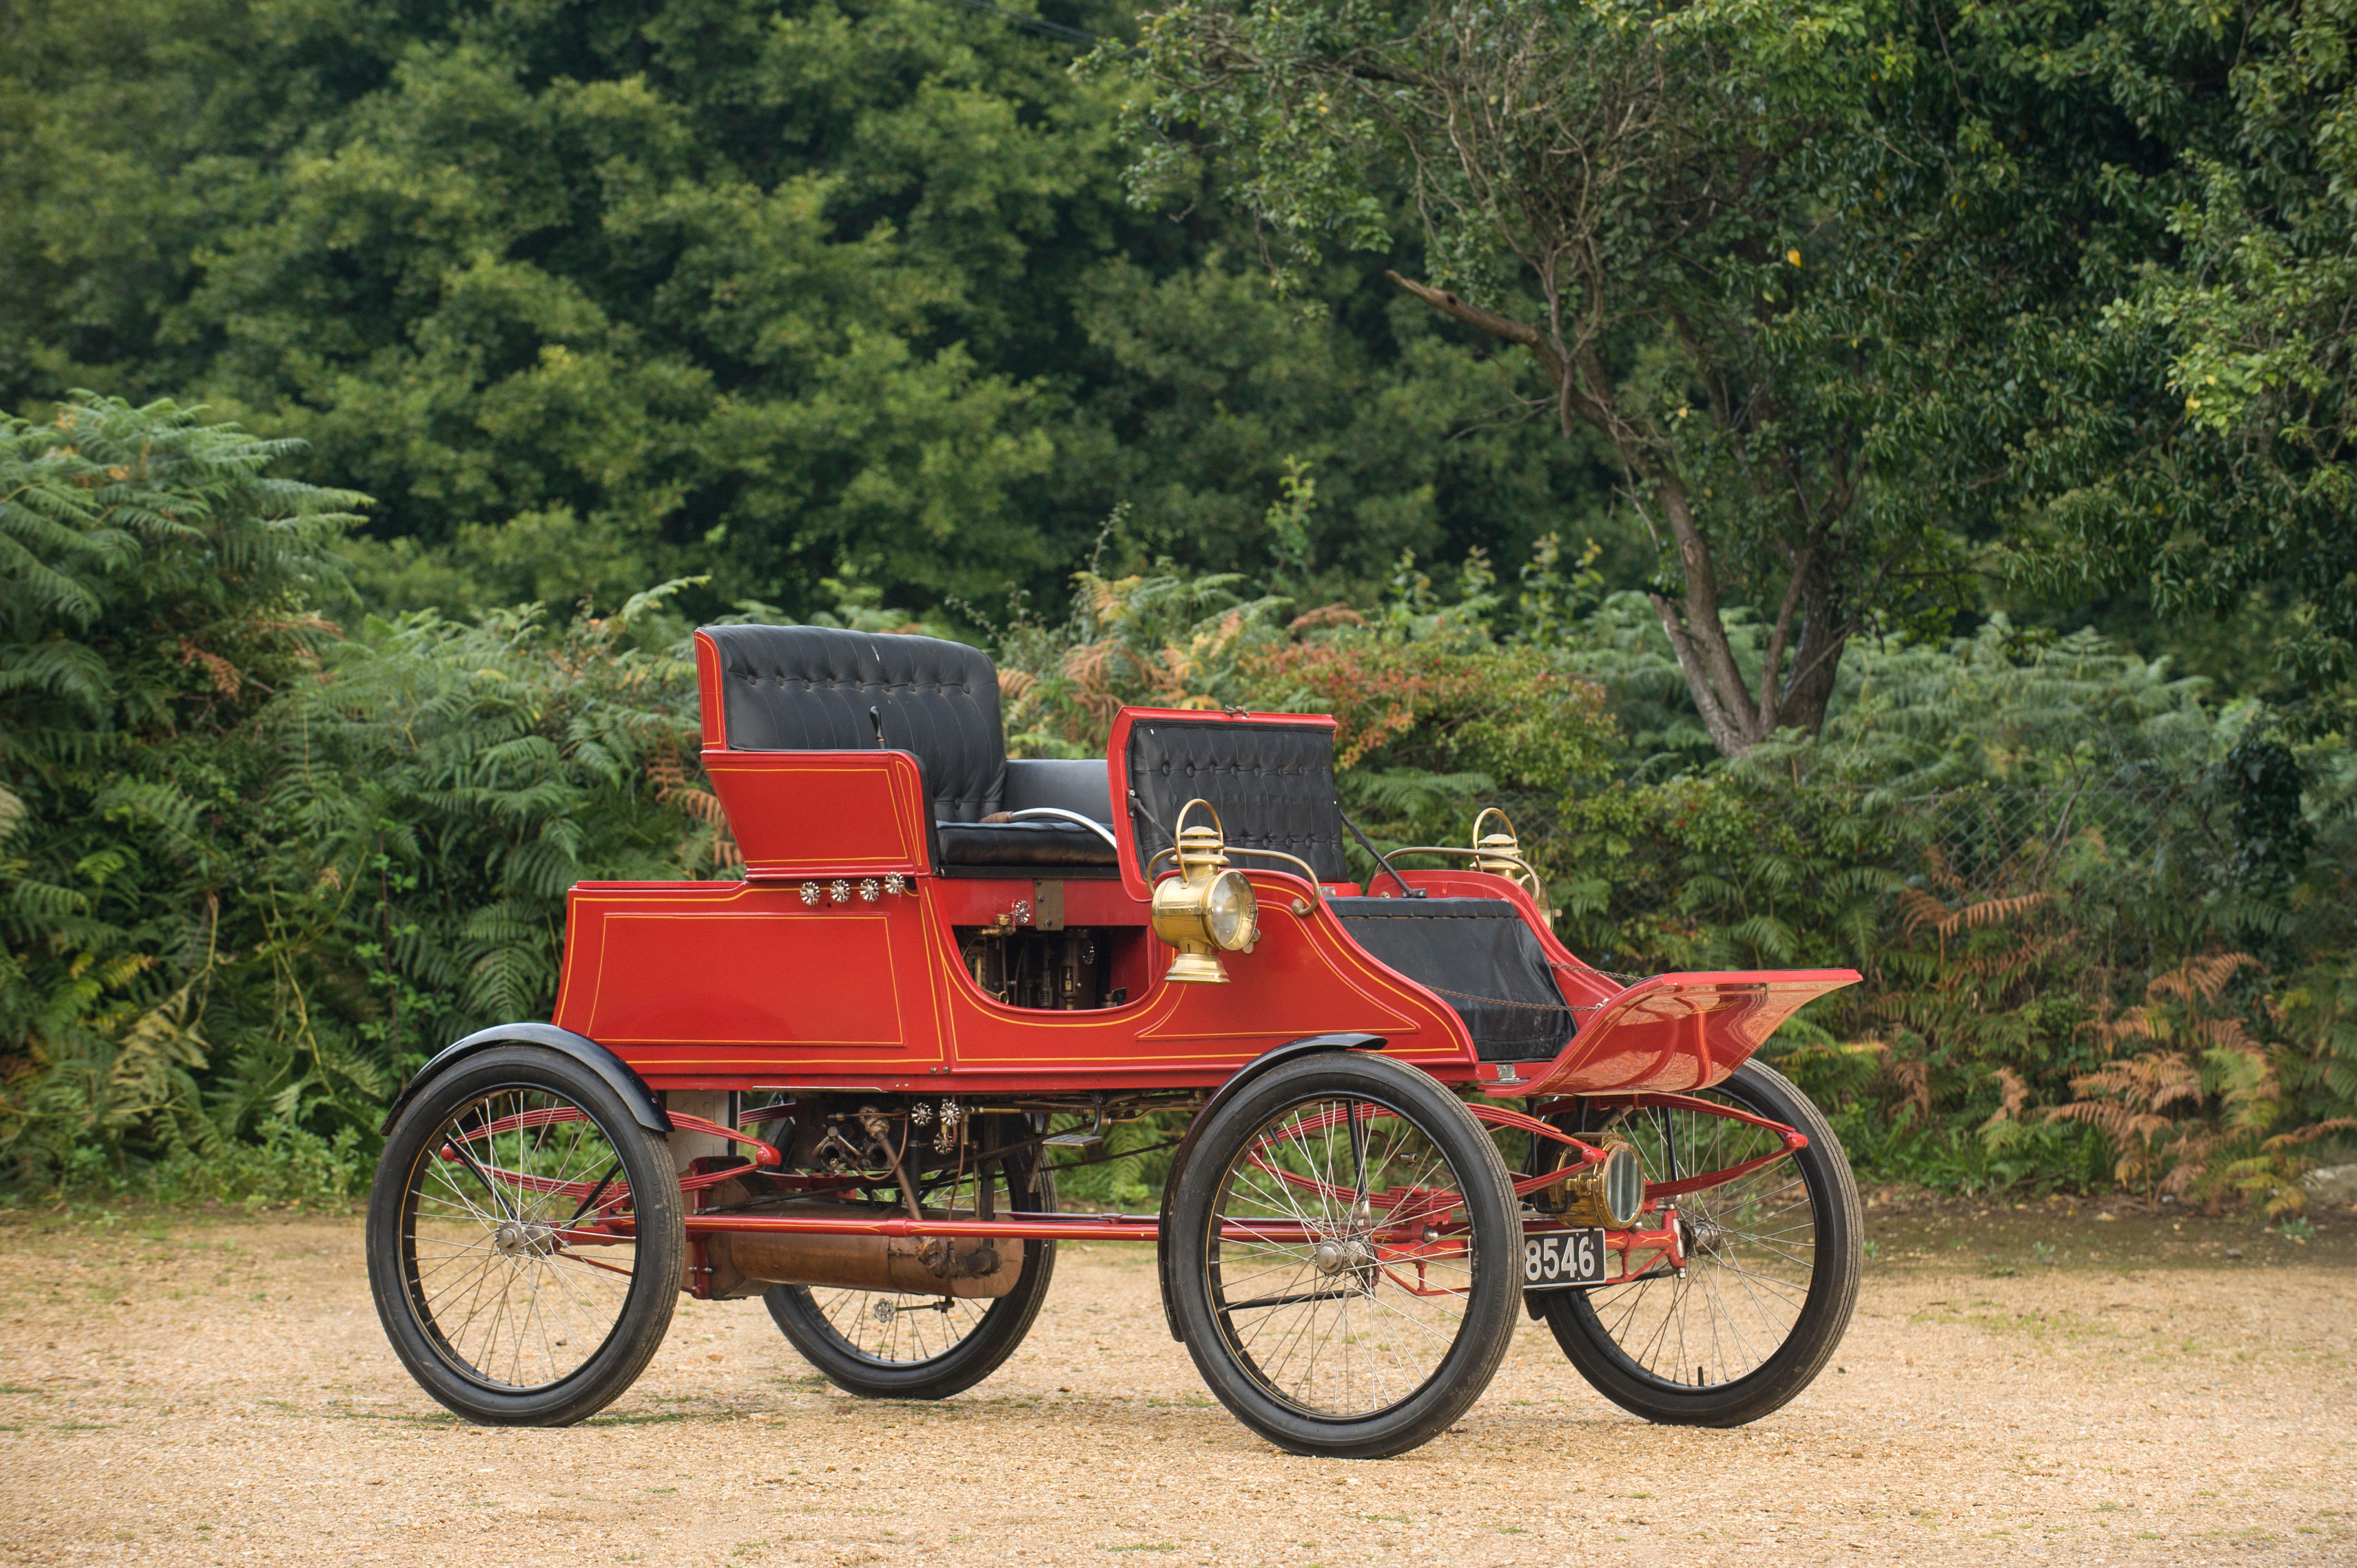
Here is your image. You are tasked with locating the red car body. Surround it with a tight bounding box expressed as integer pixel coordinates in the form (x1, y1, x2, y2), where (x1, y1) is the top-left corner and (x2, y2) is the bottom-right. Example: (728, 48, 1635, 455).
(548, 633, 1856, 1101)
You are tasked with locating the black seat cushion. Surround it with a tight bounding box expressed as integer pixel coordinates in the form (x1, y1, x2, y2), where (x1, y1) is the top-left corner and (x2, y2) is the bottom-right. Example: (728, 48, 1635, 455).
(938, 820, 1119, 870)
(1329, 898, 1576, 1062)
(1003, 757, 1112, 821)
(1125, 718, 1349, 884)
(702, 625, 1006, 823)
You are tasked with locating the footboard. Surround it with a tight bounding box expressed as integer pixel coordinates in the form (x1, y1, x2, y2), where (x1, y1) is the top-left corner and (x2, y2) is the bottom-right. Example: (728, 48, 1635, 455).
(1484, 969, 1859, 1096)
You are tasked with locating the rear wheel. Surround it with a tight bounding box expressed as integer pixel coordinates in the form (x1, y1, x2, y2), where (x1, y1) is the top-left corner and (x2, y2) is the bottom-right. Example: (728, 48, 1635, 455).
(1538, 1060, 1860, 1426)
(366, 1044, 683, 1426)
(1167, 1052, 1520, 1459)
(764, 1131, 1057, 1400)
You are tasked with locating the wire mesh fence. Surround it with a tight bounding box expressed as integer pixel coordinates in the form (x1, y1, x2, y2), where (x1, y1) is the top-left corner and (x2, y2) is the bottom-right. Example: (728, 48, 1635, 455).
(1871, 769, 2199, 896)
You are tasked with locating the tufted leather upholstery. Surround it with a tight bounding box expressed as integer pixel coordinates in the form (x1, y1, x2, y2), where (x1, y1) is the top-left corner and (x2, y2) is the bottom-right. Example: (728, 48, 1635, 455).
(1124, 718, 1349, 883)
(703, 625, 1007, 823)
(1329, 898, 1577, 1062)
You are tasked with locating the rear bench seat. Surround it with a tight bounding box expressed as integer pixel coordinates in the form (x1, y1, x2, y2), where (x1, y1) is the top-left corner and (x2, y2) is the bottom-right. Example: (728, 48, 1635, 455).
(698, 623, 1118, 875)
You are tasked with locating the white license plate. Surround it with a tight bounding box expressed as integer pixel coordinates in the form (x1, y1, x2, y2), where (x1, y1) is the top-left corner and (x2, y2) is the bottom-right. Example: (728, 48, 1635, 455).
(1521, 1227, 1608, 1290)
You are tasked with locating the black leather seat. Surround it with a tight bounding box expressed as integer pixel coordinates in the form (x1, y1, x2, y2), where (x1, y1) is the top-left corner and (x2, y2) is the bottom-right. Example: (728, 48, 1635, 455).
(699, 624, 1116, 874)
(1123, 716, 1350, 883)
(1123, 718, 1569, 1058)
(1328, 898, 1578, 1062)
(701, 626, 1573, 1060)
(935, 819, 1114, 868)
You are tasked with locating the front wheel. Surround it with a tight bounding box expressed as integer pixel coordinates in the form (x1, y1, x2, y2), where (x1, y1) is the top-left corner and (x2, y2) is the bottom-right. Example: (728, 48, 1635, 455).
(1166, 1051, 1521, 1459)
(1538, 1059, 1861, 1426)
(366, 1044, 685, 1426)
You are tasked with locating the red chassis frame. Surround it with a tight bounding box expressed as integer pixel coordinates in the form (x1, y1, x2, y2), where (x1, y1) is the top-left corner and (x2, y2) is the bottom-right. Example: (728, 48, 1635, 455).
(540, 674, 1857, 1293)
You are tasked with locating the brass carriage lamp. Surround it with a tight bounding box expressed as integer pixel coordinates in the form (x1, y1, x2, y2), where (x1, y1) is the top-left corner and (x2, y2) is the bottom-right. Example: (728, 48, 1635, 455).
(1150, 800, 1260, 984)
(1547, 1138, 1646, 1229)
(1471, 807, 1541, 899)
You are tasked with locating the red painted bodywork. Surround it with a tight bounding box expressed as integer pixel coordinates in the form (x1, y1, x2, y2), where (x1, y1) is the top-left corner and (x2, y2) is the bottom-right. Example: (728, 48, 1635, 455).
(550, 652, 1857, 1097)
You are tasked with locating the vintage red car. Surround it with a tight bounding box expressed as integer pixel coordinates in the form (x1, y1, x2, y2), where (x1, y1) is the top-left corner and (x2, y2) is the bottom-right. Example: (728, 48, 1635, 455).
(366, 624, 1862, 1458)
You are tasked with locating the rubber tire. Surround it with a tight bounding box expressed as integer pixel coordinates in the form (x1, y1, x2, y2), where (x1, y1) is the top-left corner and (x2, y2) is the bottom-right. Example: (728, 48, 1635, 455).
(1166, 1051, 1521, 1459)
(763, 1156, 1058, 1400)
(1540, 1059, 1861, 1426)
(366, 1043, 684, 1426)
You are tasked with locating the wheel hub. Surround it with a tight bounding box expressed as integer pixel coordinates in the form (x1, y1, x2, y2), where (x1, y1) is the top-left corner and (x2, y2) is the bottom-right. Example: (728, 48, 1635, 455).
(491, 1219, 557, 1259)
(1311, 1236, 1376, 1279)
(1681, 1213, 1727, 1258)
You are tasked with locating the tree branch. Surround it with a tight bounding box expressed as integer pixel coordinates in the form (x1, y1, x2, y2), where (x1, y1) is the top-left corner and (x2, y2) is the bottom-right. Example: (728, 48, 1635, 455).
(1649, 592, 1752, 757)
(1385, 272, 1567, 388)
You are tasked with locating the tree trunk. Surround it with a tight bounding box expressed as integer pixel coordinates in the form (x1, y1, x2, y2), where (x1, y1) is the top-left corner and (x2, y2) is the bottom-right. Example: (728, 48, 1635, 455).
(1773, 553, 1847, 736)
(1385, 271, 1847, 760)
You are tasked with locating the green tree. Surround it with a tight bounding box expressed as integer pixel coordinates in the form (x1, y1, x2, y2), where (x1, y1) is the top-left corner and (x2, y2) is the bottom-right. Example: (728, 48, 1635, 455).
(0, 0, 1623, 622)
(1997, 0, 2357, 703)
(1110, 0, 2212, 755)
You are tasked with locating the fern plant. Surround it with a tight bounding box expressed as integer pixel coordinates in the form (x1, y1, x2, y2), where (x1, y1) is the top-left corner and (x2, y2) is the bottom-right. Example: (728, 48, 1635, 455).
(2049, 955, 2354, 1213)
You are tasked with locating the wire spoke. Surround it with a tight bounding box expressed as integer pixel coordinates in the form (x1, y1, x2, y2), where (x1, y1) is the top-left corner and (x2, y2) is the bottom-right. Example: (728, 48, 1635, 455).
(1560, 1089, 1827, 1390)
(402, 1086, 638, 1392)
(1207, 1092, 1478, 1420)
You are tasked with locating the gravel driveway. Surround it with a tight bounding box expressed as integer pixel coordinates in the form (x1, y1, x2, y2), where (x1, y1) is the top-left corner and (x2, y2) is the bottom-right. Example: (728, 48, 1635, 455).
(1, 1202, 2349, 1565)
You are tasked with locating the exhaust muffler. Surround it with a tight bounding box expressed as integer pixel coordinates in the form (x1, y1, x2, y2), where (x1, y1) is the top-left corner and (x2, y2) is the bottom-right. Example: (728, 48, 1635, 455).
(702, 1203, 1026, 1300)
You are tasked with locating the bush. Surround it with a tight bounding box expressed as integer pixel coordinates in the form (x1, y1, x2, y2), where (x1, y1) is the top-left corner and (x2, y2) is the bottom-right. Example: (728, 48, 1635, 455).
(7, 402, 2353, 1208)
(1, 398, 724, 1198)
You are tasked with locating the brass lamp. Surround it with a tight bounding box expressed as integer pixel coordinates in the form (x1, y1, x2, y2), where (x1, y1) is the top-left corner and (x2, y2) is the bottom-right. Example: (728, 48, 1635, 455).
(1150, 800, 1260, 984)
(1471, 807, 1539, 897)
(1546, 1137, 1646, 1228)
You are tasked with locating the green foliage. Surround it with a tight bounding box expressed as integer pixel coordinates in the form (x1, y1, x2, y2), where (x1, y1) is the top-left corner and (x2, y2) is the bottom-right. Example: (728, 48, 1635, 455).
(1282, 554, 2357, 1197)
(1108, 0, 2186, 756)
(1, 397, 719, 1191)
(8, 400, 2353, 1209)
(995, 508, 2357, 1203)
(46, 1118, 373, 1213)
(0, 0, 1619, 624)
(1996, 0, 2357, 697)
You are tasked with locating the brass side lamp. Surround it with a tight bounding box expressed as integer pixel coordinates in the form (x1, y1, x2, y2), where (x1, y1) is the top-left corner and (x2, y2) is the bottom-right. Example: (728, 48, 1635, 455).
(1149, 800, 1260, 984)
(1471, 807, 1540, 898)
(1546, 1137, 1646, 1228)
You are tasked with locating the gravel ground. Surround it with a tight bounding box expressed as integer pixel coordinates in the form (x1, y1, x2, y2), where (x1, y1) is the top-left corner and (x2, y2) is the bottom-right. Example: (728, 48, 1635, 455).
(0, 1200, 2350, 1567)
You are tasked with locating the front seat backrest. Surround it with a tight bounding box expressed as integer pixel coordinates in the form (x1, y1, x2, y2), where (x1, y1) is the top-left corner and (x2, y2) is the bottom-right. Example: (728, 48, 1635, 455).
(1124, 716, 1349, 884)
(699, 624, 1006, 823)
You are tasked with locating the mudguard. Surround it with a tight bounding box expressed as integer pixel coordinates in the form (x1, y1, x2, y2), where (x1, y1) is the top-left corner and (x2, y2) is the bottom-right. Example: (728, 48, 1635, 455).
(377, 1022, 673, 1136)
(1155, 1031, 1386, 1342)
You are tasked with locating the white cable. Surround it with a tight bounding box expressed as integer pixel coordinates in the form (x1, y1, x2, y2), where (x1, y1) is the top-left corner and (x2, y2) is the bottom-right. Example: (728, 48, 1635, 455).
(1004, 807, 1120, 849)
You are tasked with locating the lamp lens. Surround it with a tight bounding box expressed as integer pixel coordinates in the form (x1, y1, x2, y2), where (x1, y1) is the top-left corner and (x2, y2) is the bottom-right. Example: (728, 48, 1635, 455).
(1203, 870, 1258, 950)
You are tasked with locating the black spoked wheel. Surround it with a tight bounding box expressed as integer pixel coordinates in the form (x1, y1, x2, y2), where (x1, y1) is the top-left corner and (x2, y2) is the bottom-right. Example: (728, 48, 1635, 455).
(366, 1044, 684, 1426)
(1167, 1052, 1520, 1459)
(1538, 1059, 1860, 1426)
(764, 1132, 1056, 1400)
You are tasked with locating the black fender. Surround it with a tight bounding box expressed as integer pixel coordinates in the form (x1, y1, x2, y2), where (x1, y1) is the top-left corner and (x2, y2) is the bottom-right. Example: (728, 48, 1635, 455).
(378, 1023, 673, 1137)
(1155, 1032, 1386, 1342)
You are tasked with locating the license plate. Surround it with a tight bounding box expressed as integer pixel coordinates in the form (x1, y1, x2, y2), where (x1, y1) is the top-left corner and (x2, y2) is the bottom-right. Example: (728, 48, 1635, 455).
(1521, 1227, 1608, 1290)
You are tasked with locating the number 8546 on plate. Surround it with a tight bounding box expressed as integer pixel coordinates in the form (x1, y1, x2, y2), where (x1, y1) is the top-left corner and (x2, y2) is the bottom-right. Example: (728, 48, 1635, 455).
(1522, 1226, 1608, 1290)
